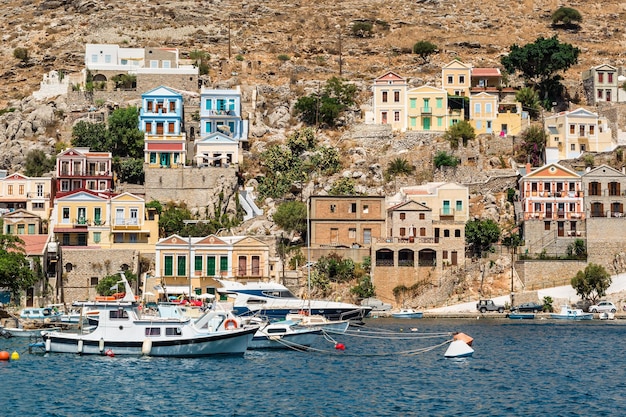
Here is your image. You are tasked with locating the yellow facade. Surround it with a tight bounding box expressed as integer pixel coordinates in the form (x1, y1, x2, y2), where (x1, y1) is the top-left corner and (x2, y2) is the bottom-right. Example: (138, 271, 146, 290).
(441, 60, 472, 97)
(0, 173, 53, 217)
(406, 85, 449, 132)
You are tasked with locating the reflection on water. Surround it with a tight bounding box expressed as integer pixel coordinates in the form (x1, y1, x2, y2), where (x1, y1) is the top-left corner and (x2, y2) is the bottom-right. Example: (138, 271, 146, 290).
(1, 319, 626, 416)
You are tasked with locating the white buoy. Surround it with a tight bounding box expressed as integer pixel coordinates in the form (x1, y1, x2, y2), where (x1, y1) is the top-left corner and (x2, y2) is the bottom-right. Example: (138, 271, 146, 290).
(141, 338, 152, 355)
(444, 340, 474, 358)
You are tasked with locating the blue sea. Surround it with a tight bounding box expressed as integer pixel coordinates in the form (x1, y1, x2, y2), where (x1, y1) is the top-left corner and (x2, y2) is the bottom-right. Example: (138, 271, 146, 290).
(1, 318, 625, 416)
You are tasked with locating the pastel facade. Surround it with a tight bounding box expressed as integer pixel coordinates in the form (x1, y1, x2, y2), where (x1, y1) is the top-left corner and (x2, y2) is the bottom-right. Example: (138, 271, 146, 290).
(582, 165, 626, 218)
(406, 85, 449, 132)
(309, 196, 386, 247)
(140, 86, 187, 168)
(154, 234, 272, 296)
(0, 173, 53, 216)
(51, 190, 158, 250)
(55, 148, 113, 198)
(371, 71, 408, 131)
(544, 108, 615, 164)
(194, 132, 240, 167)
(199, 86, 248, 141)
(581, 64, 624, 105)
(441, 60, 472, 97)
(2, 209, 45, 236)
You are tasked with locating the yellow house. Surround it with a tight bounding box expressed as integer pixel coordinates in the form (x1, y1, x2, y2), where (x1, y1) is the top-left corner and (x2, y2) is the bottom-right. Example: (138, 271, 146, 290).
(442, 60, 472, 97)
(544, 108, 615, 164)
(2, 209, 45, 235)
(406, 85, 449, 132)
(371, 71, 407, 131)
(51, 189, 158, 250)
(153, 234, 272, 298)
(0, 173, 53, 217)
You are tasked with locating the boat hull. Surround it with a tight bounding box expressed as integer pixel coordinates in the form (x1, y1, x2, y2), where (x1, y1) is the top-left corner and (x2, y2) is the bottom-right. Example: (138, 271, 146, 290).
(549, 314, 593, 320)
(43, 327, 257, 357)
(249, 330, 320, 350)
(391, 313, 424, 319)
(507, 313, 535, 320)
(234, 306, 370, 322)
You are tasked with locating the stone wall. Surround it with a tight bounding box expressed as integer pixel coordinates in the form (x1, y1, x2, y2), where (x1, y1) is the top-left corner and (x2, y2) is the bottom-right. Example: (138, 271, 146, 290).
(143, 165, 239, 216)
(586, 217, 626, 272)
(60, 248, 141, 302)
(515, 259, 587, 289)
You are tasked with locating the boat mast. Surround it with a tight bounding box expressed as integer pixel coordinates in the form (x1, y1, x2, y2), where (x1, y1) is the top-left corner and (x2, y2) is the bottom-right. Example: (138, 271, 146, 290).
(307, 197, 311, 312)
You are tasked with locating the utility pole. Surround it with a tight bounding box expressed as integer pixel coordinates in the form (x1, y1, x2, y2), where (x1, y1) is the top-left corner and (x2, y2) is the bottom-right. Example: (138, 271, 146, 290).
(335, 25, 342, 76)
(228, 15, 232, 60)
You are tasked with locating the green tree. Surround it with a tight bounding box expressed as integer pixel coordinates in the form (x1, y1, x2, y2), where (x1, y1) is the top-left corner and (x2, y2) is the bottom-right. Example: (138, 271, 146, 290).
(412, 40, 437, 63)
(114, 157, 145, 184)
(96, 271, 138, 296)
(189, 50, 210, 75)
(465, 219, 501, 258)
(107, 106, 144, 158)
(571, 263, 611, 304)
(310, 145, 341, 175)
(286, 127, 316, 155)
(501, 36, 579, 105)
(351, 21, 373, 38)
(329, 177, 357, 196)
(515, 87, 541, 120)
(24, 149, 55, 177)
(444, 120, 475, 149)
(273, 201, 307, 236)
(0, 235, 37, 300)
(316, 253, 355, 283)
(13, 47, 29, 63)
(159, 203, 193, 237)
(566, 239, 587, 259)
(516, 125, 546, 166)
(351, 275, 375, 299)
(552, 7, 582, 29)
(257, 144, 304, 200)
(71, 121, 108, 150)
(433, 151, 459, 169)
(294, 77, 356, 127)
(386, 158, 414, 177)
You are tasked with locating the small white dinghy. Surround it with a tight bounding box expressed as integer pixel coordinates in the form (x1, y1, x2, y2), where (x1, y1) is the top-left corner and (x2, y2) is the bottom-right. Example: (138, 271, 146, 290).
(444, 332, 474, 358)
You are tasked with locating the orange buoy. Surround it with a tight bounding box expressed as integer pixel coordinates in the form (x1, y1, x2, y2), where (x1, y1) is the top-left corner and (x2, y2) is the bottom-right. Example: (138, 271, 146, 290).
(0, 351, 9, 361)
(334, 343, 345, 351)
(105, 349, 115, 357)
(453, 332, 474, 347)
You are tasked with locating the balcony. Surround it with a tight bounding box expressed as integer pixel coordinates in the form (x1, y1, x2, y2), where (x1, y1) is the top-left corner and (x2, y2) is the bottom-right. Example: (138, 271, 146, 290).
(74, 217, 89, 227)
(112, 218, 141, 230)
(26, 192, 50, 199)
(421, 107, 432, 115)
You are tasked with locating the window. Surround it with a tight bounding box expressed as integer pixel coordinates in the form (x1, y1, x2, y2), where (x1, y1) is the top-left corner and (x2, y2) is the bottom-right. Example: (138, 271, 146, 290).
(420, 227, 426, 236)
(544, 221, 550, 231)
(571, 144, 576, 151)
(400, 227, 406, 237)
(162, 60, 171, 68)
(164, 255, 173, 276)
(150, 60, 158, 68)
(91, 54, 98, 63)
(444, 229, 450, 238)
(33, 203, 44, 210)
(598, 73, 604, 83)
(419, 213, 425, 220)
(349, 228, 356, 239)
(18, 184, 24, 195)
(110, 309, 129, 319)
(399, 213, 406, 220)
(598, 89, 603, 99)
(443, 250, 448, 259)
(485, 103, 492, 114)
(7, 185, 12, 195)
(447, 76, 453, 84)
(93, 232, 101, 243)
(207, 256, 216, 275)
(177, 255, 186, 276)
(130, 208, 138, 225)
(580, 144, 586, 152)
(394, 111, 400, 122)
(330, 204, 336, 213)
(589, 125, 595, 135)
(608, 73, 613, 83)
(455, 229, 461, 238)
(28, 224, 35, 234)
(166, 328, 182, 336)
(17, 224, 24, 235)
(104, 54, 111, 64)
(394, 91, 400, 102)
(410, 98, 416, 109)
(90, 277, 98, 286)
(459, 75, 465, 84)
(145, 328, 161, 336)
(62, 207, 70, 224)
(474, 103, 480, 115)
(220, 256, 228, 272)
(382, 91, 388, 103)
(129, 234, 137, 243)
(456, 200, 463, 211)
(570, 124, 575, 134)
(381, 112, 387, 124)
(436, 98, 443, 108)
(363, 205, 369, 214)
(579, 125, 585, 136)
(363, 229, 372, 244)
(350, 203, 357, 213)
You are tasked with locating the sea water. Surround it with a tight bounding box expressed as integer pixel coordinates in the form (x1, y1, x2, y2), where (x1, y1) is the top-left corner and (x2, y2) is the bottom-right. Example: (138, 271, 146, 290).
(1, 319, 625, 416)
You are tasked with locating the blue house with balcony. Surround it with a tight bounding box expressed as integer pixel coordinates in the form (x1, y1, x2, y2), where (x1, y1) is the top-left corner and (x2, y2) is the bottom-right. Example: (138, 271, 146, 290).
(139, 86, 187, 168)
(198, 86, 248, 142)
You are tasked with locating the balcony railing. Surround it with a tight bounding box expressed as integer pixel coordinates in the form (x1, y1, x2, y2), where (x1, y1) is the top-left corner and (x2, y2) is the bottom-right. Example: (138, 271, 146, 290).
(59, 170, 111, 177)
(113, 218, 141, 229)
(26, 192, 50, 199)
(421, 107, 432, 115)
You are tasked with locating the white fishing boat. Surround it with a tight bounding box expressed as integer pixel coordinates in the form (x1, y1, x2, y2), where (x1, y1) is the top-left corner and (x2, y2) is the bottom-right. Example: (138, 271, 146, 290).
(284, 312, 350, 334)
(247, 319, 322, 350)
(550, 305, 593, 321)
(42, 272, 259, 357)
(20, 306, 62, 322)
(217, 279, 372, 322)
(391, 308, 424, 319)
(4, 326, 60, 338)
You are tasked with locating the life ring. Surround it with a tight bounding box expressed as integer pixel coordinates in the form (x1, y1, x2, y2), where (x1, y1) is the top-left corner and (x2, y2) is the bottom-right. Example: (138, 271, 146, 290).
(224, 318, 238, 330)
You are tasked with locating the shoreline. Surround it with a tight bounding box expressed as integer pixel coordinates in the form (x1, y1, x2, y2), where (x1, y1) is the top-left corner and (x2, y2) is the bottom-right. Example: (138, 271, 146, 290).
(367, 311, 626, 320)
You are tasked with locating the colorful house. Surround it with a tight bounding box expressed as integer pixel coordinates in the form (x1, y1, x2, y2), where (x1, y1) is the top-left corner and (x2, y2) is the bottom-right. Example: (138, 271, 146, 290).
(0, 172, 53, 216)
(544, 108, 615, 164)
(2, 209, 45, 236)
(406, 85, 449, 132)
(441, 60, 472, 97)
(371, 71, 408, 131)
(199, 86, 248, 141)
(139, 86, 187, 168)
(581, 64, 624, 105)
(55, 148, 113, 198)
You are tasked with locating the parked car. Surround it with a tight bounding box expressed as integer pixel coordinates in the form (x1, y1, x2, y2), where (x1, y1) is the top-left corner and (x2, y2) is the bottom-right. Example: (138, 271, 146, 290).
(511, 302, 543, 313)
(476, 299, 505, 313)
(588, 301, 617, 313)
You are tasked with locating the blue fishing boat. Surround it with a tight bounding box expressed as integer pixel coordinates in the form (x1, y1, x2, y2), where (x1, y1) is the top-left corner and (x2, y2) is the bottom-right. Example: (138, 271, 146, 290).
(391, 308, 423, 319)
(507, 312, 535, 320)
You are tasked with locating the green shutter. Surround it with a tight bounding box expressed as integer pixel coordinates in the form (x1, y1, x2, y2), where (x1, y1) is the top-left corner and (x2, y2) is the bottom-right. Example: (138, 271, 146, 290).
(207, 256, 216, 275)
(195, 256, 203, 272)
(220, 256, 228, 272)
(164, 256, 173, 276)
(177, 255, 186, 276)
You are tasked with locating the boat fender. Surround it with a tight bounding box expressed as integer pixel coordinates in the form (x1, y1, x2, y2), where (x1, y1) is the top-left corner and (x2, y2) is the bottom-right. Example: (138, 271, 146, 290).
(224, 318, 238, 330)
(142, 339, 152, 355)
(453, 332, 473, 347)
(77, 339, 83, 354)
(45, 337, 51, 352)
(99, 338, 105, 352)
(10, 351, 19, 360)
(0, 351, 9, 361)
(444, 340, 474, 358)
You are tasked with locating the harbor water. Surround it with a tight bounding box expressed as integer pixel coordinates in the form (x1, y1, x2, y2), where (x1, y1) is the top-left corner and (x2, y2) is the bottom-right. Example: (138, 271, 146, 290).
(1, 318, 625, 416)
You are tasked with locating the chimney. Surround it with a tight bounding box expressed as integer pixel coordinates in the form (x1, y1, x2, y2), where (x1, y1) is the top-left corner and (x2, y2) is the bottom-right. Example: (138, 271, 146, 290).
(526, 162, 531, 174)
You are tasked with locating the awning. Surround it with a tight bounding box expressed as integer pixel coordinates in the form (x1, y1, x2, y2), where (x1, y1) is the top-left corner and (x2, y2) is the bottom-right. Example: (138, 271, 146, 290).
(157, 285, 191, 295)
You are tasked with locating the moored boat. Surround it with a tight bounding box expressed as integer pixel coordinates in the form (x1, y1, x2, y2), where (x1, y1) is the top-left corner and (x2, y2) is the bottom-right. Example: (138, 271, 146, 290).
(42, 272, 259, 357)
(391, 308, 424, 319)
(550, 305, 593, 320)
(507, 312, 536, 320)
(247, 319, 322, 350)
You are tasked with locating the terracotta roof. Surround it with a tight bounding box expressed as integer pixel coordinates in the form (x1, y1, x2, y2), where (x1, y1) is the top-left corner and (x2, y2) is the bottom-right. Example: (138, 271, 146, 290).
(472, 68, 501, 77)
(16, 235, 49, 256)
